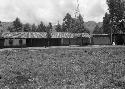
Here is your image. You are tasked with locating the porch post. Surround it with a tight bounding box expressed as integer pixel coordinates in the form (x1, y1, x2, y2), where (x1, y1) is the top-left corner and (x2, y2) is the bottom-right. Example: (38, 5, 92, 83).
(81, 38, 83, 46)
(69, 38, 70, 46)
(61, 38, 63, 46)
(89, 37, 91, 45)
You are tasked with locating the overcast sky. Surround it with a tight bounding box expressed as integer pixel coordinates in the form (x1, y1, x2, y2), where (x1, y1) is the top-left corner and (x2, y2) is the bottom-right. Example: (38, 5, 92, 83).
(0, 0, 108, 24)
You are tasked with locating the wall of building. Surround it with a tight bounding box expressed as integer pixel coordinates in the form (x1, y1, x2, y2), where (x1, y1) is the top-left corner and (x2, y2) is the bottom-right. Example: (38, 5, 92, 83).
(4, 39, 26, 47)
(92, 35, 111, 45)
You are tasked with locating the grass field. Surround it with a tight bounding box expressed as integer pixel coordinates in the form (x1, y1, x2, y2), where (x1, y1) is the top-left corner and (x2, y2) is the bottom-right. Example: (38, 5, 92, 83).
(0, 46, 125, 89)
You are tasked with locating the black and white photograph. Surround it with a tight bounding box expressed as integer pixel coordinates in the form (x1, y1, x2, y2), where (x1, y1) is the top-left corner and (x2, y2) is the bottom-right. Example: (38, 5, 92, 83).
(0, 0, 125, 89)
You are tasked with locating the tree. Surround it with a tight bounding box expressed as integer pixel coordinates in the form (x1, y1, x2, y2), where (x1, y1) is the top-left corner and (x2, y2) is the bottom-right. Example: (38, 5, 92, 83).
(48, 22, 52, 30)
(103, 12, 111, 34)
(73, 14, 86, 33)
(31, 24, 37, 32)
(55, 22, 62, 32)
(93, 25, 103, 34)
(46, 22, 52, 38)
(23, 23, 31, 32)
(37, 21, 46, 32)
(83, 28, 90, 33)
(7, 26, 14, 32)
(13, 17, 23, 32)
(62, 22, 68, 32)
(62, 13, 88, 33)
(63, 13, 73, 32)
(46, 22, 52, 47)
(0, 21, 2, 27)
(118, 20, 125, 33)
(107, 0, 125, 33)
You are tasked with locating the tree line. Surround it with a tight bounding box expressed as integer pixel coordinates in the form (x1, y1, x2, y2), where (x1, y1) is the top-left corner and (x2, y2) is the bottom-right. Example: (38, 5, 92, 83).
(7, 18, 53, 32)
(7, 13, 90, 33)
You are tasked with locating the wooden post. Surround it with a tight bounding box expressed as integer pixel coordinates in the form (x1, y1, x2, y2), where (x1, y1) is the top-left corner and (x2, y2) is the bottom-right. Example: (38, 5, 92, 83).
(90, 36, 91, 45)
(111, 22, 113, 45)
(81, 34, 83, 46)
(69, 38, 70, 46)
(111, 29, 112, 45)
(31, 38, 32, 47)
(81, 38, 83, 46)
(19, 39, 23, 50)
(61, 38, 63, 46)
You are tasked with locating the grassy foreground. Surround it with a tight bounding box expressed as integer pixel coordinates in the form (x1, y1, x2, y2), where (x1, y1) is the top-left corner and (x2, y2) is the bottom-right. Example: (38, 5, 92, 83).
(0, 46, 125, 89)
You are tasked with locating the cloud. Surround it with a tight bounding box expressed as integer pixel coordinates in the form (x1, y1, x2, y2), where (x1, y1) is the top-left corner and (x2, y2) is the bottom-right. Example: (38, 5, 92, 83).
(0, 0, 108, 24)
(89, 3, 105, 17)
(80, 0, 108, 22)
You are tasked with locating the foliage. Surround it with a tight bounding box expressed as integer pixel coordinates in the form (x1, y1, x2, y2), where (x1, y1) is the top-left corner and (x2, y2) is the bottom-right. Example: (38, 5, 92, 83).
(23, 23, 31, 32)
(117, 20, 125, 33)
(55, 22, 62, 32)
(37, 21, 46, 32)
(62, 22, 67, 32)
(7, 26, 14, 32)
(31, 24, 37, 32)
(13, 17, 23, 32)
(83, 28, 90, 33)
(62, 13, 88, 33)
(93, 25, 103, 34)
(46, 22, 52, 41)
(48, 22, 52, 30)
(107, 0, 125, 23)
(75, 14, 85, 33)
(103, 12, 111, 34)
(106, 0, 125, 33)
(71, 14, 85, 33)
(5, 13, 90, 33)
(0, 21, 2, 27)
(62, 13, 73, 32)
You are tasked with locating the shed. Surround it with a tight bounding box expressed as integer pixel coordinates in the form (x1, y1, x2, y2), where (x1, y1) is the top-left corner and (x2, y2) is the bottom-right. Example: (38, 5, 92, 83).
(92, 34, 111, 45)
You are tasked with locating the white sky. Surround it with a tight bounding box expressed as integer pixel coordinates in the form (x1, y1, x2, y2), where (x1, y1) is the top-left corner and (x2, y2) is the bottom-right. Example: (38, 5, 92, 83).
(0, 0, 108, 24)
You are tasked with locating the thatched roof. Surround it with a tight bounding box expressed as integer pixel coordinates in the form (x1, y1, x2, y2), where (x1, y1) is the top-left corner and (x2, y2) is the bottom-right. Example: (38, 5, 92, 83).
(51, 32, 74, 38)
(81, 33, 91, 38)
(2, 32, 47, 38)
(1, 32, 90, 38)
(51, 32, 90, 38)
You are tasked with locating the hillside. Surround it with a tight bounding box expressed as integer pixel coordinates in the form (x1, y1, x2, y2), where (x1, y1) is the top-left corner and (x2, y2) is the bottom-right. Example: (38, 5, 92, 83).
(84, 21, 103, 34)
(0, 46, 125, 89)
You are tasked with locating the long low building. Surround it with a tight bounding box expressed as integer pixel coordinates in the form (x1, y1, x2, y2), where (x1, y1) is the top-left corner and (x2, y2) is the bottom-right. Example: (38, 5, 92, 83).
(1, 32, 123, 48)
(0, 32, 91, 48)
